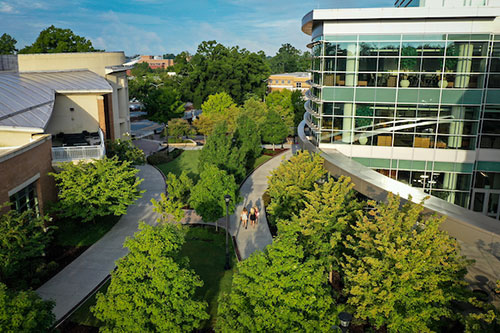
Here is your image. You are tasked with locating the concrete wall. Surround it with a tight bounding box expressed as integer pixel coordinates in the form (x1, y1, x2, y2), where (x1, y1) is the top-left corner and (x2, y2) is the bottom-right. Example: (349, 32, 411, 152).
(0, 135, 56, 215)
(17, 52, 130, 139)
(46, 94, 100, 135)
(0, 131, 35, 146)
(18, 52, 125, 77)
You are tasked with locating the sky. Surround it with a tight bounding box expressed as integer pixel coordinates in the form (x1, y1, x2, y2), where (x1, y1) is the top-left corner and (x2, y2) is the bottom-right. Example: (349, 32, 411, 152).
(0, 0, 396, 57)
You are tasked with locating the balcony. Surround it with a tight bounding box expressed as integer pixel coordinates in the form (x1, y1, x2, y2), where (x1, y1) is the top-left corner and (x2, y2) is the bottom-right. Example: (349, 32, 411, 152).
(51, 129, 106, 163)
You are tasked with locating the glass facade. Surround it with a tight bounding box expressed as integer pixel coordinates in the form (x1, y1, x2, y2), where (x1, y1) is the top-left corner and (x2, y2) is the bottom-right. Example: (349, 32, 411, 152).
(305, 33, 500, 211)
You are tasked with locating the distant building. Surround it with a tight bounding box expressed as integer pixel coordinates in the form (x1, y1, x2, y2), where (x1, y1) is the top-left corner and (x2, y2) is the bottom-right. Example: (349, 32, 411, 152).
(125, 55, 174, 71)
(0, 52, 131, 214)
(267, 72, 311, 93)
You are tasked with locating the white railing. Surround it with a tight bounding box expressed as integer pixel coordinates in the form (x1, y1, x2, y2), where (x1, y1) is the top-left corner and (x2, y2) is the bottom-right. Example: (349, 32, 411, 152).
(51, 129, 106, 163)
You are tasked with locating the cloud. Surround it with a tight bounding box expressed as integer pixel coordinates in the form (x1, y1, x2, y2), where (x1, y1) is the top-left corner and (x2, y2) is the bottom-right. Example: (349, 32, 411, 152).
(0, 2, 17, 13)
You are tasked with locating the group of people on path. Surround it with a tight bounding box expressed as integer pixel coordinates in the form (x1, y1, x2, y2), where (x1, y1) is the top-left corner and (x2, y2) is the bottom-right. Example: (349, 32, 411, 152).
(240, 206, 259, 230)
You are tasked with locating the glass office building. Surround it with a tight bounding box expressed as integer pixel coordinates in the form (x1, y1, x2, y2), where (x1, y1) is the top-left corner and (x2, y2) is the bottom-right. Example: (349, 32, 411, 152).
(302, 1, 500, 218)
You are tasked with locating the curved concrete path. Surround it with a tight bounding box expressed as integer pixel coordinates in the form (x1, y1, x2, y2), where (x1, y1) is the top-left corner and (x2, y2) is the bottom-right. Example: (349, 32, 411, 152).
(36, 165, 165, 321)
(181, 146, 296, 259)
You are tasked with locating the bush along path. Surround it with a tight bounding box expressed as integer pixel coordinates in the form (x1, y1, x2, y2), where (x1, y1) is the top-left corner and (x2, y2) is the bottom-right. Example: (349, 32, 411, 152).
(181, 145, 296, 260)
(36, 165, 165, 322)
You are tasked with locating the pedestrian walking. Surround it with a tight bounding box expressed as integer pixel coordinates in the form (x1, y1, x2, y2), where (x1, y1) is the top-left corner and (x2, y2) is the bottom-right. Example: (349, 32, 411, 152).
(240, 207, 248, 229)
(249, 207, 257, 229)
(253, 206, 259, 224)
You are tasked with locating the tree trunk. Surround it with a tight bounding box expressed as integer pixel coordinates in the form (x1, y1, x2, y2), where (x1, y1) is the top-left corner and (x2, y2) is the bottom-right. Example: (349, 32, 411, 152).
(272, 143, 275, 151)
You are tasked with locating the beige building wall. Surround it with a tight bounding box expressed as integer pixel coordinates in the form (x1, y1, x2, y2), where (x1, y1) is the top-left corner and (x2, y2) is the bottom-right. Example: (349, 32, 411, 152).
(17, 52, 130, 138)
(45, 94, 101, 135)
(18, 52, 125, 77)
(0, 131, 35, 147)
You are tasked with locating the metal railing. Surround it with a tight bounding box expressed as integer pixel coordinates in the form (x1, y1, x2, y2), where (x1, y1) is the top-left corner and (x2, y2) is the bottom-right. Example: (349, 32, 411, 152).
(51, 128, 106, 163)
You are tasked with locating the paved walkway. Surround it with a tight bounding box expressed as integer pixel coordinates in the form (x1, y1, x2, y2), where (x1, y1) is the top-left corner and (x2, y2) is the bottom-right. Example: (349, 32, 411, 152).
(36, 165, 165, 321)
(181, 146, 295, 259)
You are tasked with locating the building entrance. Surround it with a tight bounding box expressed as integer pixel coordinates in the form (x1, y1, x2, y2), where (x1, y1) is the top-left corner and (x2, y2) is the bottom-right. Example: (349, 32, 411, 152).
(472, 189, 500, 219)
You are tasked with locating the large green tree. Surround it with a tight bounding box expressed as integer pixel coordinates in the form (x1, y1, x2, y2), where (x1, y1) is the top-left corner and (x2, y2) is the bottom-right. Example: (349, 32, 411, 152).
(265, 90, 294, 134)
(233, 114, 262, 171)
(92, 223, 209, 332)
(342, 194, 470, 332)
(0, 282, 55, 332)
(260, 109, 289, 150)
(291, 89, 306, 128)
(282, 176, 361, 285)
(0, 33, 17, 54)
(143, 86, 185, 124)
(198, 122, 246, 183)
(194, 92, 241, 136)
(217, 229, 338, 332)
(50, 157, 143, 223)
(20, 25, 99, 53)
(175, 41, 270, 107)
(0, 207, 53, 288)
(189, 165, 239, 223)
(152, 171, 193, 223)
(267, 151, 325, 225)
(268, 43, 311, 74)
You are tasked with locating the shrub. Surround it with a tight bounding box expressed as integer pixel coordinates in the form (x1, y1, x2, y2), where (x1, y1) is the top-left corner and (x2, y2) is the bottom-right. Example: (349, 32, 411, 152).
(146, 148, 182, 165)
(106, 139, 146, 165)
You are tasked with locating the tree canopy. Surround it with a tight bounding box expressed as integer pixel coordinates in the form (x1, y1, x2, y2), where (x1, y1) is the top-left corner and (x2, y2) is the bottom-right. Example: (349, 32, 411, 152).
(266, 151, 325, 224)
(0, 207, 53, 288)
(0, 33, 17, 55)
(143, 86, 185, 124)
(0, 282, 55, 332)
(267, 43, 311, 74)
(217, 229, 338, 332)
(342, 194, 470, 332)
(260, 109, 289, 149)
(92, 223, 209, 332)
(50, 157, 143, 223)
(173, 41, 270, 107)
(189, 165, 240, 223)
(19, 25, 100, 53)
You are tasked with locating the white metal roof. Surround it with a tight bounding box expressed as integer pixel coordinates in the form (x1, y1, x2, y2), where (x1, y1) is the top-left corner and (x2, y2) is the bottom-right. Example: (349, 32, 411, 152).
(0, 70, 112, 130)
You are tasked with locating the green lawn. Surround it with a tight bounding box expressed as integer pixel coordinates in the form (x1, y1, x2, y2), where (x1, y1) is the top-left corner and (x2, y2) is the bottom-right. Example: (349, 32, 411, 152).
(252, 154, 273, 170)
(156, 149, 201, 181)
(54, 215, 121, 247)
(180, 226, 236, 330)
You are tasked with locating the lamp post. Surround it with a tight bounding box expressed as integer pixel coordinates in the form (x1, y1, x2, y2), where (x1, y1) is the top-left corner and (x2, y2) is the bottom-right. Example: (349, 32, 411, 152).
(224, 194, 231, 270)
(332, 311, 352, 333)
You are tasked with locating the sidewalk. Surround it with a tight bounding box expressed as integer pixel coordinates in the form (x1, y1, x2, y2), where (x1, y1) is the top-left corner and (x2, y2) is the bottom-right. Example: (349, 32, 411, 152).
(36, 165, 165, 321)
(181, 146, 296, 259)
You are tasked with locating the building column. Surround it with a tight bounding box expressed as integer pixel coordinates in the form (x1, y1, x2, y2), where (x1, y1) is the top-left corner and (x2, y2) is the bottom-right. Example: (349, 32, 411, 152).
(342, 43, 359, 143)
(97, 96, 107, 139)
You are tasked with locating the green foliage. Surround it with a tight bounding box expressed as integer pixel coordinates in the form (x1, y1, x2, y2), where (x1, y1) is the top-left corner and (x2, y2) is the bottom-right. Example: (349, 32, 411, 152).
(201, 92, 236, 116)
(19, 25, 99, 53)
(189, 165, 240, 222)
(266, 89, 294, 133)
(260, 109, 290, 149)
(0, 33, 17, 54)
(342, 194, 470, 332)
(130, 62, 153, 77)
(143, 86, 185, 124)
(0, 282, 55, 332)
(284, 176, 361, 275)
(268, 43, 311, 74)
(0, 207, 53, 288)
(168, 118, 192, 139)
(463, 297, 500, 333)
(146, 148, 182, 165)
(217, 230, 338, 332)
(92, 223, 209, 332)
(152, 171, 193, 223)
(106, 138, 145, 165)
(233, 114, 262, 171)
(174, 41, 271, 107)
(50, 157, 143, 223)
(267, 151, 325, 224)
(291, 90, 306, 128)
(241, 96, 268, 129)
(128, 75, 154, 101)
(198, 122, 246, 183)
